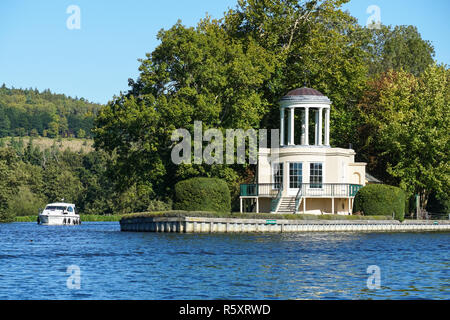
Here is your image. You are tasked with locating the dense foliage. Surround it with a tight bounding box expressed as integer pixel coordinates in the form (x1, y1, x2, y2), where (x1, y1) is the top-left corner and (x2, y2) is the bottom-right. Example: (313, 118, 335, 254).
(174, 178, 231, 212)
(356, 66, 449, 211)
(93, 0, 445, 212)
(426, 192, 450, 214)
(353, 184, 406, 221)
(0, 0, 447, 219)
(0, 138, 173, 222)
(0, 85, 102, 138)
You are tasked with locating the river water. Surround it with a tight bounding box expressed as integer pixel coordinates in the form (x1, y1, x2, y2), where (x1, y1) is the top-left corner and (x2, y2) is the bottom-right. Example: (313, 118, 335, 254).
(0, 222, 448, 300)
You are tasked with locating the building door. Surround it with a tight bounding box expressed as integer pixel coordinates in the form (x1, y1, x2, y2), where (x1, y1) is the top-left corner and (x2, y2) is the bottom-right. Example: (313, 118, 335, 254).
(288, 162, 302, 196)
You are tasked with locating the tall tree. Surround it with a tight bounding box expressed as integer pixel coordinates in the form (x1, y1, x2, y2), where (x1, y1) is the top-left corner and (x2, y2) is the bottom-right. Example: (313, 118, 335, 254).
(359, 25, 436, 77)
(95, 17, 276, 197)
(0, 148, 19, 222)
(226, 0, 369, 147)
(357, 66, 449, 209)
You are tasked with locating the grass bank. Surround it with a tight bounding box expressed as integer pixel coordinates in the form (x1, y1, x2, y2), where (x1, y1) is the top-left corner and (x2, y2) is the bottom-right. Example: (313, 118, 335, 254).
(122, 211, 393, 221)
(3, 136, 94, 153)
(15, 214, 123, 222)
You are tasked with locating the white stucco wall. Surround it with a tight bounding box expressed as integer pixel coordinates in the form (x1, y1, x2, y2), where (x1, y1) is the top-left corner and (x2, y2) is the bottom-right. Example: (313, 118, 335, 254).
(258, 146, 366, 195)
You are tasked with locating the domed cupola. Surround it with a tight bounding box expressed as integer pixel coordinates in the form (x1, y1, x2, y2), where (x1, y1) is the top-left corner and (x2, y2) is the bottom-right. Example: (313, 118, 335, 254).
(281, 87, 331, 104)
(279, 87, 331, 147)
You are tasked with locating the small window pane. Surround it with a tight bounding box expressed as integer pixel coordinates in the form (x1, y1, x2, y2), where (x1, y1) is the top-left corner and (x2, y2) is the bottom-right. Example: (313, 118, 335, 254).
(310, 163, 323, 188)
(289, 163, 302, 188)
(273, 163, 283, 190)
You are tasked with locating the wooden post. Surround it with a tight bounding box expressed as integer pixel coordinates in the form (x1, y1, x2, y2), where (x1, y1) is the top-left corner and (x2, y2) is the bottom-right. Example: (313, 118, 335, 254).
(303, 197, 306, 214)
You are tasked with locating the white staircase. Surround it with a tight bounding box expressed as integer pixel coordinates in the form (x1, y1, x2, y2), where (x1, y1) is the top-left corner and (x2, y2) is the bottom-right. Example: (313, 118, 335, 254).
(276, 197, 297, 214)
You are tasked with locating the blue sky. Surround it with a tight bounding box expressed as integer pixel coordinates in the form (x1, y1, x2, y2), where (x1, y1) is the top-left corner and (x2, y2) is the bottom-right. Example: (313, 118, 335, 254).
(0, 0, 449, 104)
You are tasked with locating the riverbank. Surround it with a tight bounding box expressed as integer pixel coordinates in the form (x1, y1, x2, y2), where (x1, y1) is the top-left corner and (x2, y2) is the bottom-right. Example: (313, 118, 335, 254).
(120, 212, 450, 233)
(123, 211, 394, 220)
(15, 214, 123, 222)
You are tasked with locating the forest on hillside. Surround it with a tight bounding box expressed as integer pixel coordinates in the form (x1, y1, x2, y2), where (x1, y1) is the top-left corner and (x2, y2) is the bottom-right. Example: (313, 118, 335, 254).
(0, 85, 102, 138)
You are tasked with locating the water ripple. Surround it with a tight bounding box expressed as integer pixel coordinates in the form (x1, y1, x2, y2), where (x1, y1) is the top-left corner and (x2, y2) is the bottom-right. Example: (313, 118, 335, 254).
(0, 222, 448, 299)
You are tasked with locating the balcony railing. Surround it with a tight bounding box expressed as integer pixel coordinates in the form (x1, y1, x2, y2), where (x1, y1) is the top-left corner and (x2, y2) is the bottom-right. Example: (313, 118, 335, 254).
(240, 183, 363, 198)
(240, 183, 280, 197)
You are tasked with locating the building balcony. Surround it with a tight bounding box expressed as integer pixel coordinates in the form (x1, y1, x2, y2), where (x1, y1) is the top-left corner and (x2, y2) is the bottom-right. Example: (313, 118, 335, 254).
(240, 183, 363, 198)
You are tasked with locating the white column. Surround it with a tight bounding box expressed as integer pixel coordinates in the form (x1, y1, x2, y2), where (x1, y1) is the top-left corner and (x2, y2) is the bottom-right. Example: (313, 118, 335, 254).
(280, 108, 285, 146)
(318, 107, 323, 146)
(324, 108, 330, 146)
(314, 109, 319, 145)
(301, 109, 305, 145)
(256, 198, 259, 213)
(304, 107, 309, 145)
(288, 107, 295, 145)
(240, 198, 243, 213)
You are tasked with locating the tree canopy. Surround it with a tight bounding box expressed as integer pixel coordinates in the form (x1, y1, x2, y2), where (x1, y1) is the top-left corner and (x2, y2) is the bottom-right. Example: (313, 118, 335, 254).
(0, 0, 444, 218)
(357, 66, 449, 208)
(0, 86, 102, 138)
(93, 0, 446, 211)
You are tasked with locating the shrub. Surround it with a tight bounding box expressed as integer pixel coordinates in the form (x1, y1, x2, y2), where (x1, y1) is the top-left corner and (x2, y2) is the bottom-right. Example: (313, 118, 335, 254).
(7, 185, 47, 217)
(147, 199, 172, 212)
(353, 184, 406, 221)
(174, 178, 231, 213)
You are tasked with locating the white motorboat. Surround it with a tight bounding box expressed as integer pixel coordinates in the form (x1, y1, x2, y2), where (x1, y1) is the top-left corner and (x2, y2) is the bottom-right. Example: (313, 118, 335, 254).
(38, 202, 81, 226)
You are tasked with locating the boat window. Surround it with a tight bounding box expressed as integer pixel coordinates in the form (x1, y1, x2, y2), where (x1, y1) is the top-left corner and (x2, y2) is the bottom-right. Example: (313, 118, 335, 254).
(45, 206, 67, 211)
(67, 207, 73, 212)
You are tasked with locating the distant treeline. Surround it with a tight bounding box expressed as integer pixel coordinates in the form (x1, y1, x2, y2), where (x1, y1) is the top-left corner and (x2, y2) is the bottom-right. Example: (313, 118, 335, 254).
(0, 85, 103, 138)
(0, 138, 172, 222)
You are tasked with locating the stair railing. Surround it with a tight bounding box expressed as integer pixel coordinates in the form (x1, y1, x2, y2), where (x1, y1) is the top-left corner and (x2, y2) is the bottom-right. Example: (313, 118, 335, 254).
(294, 185, 303, 214)
(271, 186, 283, 213)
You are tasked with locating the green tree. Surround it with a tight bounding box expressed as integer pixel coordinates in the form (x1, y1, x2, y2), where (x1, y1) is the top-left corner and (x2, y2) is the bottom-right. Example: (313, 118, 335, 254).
(0, 148, 19, 222)
(95, 17, 276, 197)
(357, 66, 449, 210)
(0, 107, 10, 137)
(94, 0, 371, 201)
(42, 162, 83, 203)
(360, 25, 435, 77)
(77, 128, 86, 139)
(228, 0, 369, 147)
(7, 185, 46, 217)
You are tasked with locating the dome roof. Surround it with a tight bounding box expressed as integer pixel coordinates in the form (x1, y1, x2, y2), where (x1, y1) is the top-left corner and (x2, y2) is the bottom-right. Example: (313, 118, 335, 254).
(285, 87, 324, 97)
(280, 87, 331, 105)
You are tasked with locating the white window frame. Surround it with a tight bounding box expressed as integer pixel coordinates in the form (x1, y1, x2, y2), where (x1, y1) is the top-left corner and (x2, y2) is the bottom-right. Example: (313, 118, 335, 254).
(308, 162, 324, 191)
(288, 162, 303, 189)
(272, 162, 284, 190)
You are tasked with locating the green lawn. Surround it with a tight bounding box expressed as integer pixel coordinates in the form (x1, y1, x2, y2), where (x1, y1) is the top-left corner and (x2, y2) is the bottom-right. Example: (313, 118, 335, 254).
(122, 211, 393, 221)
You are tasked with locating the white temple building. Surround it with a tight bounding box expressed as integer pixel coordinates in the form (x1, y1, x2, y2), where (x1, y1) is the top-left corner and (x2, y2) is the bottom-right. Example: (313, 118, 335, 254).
(240, 88, 367, 215)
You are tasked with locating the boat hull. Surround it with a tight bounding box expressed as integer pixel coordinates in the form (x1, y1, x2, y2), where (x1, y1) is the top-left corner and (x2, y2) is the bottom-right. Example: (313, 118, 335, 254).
(38, 214, 81, 226)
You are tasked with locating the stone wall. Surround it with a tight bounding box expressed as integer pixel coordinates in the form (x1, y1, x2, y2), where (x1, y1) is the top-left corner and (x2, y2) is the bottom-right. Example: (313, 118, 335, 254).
(120, 216, 450, 233)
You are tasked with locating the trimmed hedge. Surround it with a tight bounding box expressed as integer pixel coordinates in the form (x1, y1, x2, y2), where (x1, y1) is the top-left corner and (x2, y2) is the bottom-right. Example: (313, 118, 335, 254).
(174, 178, 231, 213)
(353, 184, 406, 221)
